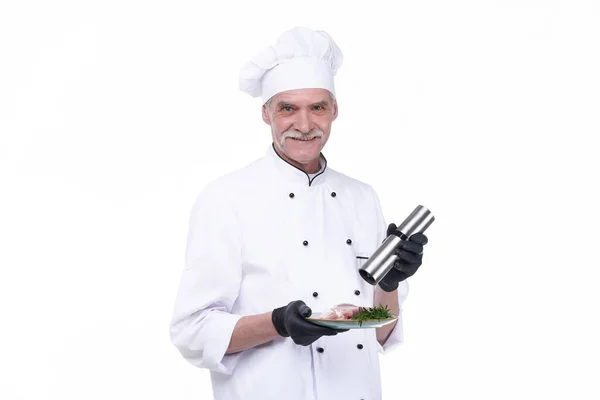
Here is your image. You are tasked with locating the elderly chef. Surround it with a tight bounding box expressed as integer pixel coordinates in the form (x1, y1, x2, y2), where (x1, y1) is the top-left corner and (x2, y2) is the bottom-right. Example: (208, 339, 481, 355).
(169, 27, 429, 400)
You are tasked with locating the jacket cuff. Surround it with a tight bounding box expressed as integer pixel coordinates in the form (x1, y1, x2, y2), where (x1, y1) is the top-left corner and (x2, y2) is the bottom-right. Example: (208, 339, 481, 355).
(376, 313, 404, 354)
(377, 280, 409, 354)
(202, 311, 244, 374)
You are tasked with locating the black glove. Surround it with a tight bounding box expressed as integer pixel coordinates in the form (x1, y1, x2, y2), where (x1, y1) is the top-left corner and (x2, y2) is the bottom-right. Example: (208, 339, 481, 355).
(271, 300, 348, 346)
(378, 223, 429, 292)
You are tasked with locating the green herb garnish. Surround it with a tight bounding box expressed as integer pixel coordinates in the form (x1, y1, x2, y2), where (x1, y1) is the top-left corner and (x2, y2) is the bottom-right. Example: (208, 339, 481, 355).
(351, 304, 394, 327)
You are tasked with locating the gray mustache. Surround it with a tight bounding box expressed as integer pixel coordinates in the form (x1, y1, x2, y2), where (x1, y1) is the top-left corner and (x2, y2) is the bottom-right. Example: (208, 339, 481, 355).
(281, 130, 323, 140)
(280, 129, 324, 149)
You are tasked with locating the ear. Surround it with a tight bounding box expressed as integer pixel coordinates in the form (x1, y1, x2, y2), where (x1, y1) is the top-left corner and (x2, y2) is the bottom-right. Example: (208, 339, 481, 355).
(332, 99, 338, 121)
(262, 104, 272, 125)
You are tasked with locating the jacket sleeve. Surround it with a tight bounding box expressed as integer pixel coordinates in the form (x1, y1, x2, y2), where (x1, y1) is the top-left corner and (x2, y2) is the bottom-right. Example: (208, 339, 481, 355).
(169, 182, 244, 375)
(370, 185, 410, 355)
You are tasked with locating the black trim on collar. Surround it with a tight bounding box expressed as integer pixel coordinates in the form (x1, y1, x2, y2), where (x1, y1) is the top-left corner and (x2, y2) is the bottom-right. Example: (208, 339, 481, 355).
(271, 142, 327, 187)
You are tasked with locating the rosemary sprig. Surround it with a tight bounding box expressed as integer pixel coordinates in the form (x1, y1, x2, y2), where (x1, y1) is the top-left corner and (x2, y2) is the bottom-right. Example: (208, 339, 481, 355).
(351, 304, 394, 327)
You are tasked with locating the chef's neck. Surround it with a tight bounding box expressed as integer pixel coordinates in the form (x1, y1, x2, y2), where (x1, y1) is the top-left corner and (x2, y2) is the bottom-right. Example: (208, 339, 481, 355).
(273, 144, 322, 174)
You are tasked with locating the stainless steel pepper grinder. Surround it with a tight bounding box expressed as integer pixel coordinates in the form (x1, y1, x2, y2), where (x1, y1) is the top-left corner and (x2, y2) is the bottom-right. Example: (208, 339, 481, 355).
(359, 205, 435, 286)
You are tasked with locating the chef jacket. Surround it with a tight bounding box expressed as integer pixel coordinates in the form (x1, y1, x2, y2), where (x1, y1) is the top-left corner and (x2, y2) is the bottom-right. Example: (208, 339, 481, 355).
(170, 143, 409, 400)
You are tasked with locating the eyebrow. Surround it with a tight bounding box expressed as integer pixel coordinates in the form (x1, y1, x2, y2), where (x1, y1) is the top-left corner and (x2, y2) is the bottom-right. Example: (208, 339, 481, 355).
(275, 100, 330, 109)
(276, 101, 296, 109)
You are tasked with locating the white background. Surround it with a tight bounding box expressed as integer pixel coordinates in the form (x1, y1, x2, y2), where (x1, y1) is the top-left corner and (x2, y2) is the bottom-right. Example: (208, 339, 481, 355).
(1, 0, 599, 399)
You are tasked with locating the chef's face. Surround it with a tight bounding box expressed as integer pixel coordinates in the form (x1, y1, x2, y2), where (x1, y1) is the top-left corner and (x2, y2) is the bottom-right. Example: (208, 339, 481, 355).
(262, 88, 338, 173)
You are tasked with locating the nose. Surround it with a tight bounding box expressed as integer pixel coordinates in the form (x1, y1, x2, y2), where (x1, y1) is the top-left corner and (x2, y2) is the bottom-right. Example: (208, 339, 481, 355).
(294, 109, 311, 134)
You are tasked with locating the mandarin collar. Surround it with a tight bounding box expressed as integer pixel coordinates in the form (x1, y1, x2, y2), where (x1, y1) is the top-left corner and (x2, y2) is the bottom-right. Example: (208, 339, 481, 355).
(267, 143, 329, 187)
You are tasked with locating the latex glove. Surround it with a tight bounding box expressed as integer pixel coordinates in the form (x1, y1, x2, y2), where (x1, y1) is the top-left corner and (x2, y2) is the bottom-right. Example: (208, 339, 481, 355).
(378, 223, 429, 292)
(271, 300, 348, 346)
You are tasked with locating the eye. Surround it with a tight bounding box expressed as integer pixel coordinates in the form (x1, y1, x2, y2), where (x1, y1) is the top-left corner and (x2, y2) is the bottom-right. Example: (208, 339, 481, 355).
(313, 105, 323, 111)
(283, 106, 293, 112)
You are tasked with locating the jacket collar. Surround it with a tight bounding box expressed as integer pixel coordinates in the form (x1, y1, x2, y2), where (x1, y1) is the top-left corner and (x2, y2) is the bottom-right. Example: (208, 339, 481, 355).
(267, 143, 329, 187)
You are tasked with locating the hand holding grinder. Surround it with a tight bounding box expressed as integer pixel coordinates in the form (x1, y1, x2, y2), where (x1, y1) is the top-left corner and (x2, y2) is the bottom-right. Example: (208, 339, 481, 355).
(359, 205, 435, 292)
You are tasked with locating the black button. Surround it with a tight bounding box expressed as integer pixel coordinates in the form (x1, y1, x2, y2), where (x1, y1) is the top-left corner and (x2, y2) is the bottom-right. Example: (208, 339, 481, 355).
(289, 193, 295, 198)
(313, 292, 318, 297)
(303, 240, 308, 246)
(317, 347, 324, 353)
(354, 290, 360, 295)
(357, 344, 363, 349)
(331, 192, 337, 197)
(346, 239, 352, 245)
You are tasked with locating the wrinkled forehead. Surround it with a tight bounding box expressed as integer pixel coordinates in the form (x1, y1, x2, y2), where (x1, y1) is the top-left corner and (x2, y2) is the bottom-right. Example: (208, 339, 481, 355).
(271, 88, 334, 106)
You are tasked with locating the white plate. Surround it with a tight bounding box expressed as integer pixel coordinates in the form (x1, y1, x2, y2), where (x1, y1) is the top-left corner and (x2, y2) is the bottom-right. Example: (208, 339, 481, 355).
(305, 312, 398, 329)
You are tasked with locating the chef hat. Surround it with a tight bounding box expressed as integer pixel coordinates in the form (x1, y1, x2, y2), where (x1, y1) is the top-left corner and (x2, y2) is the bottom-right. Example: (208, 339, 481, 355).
(239, 26, 344, 104)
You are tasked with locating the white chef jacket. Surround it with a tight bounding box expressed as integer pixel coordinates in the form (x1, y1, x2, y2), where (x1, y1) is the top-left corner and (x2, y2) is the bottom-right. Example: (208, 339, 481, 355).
(170, 143, 409, 400)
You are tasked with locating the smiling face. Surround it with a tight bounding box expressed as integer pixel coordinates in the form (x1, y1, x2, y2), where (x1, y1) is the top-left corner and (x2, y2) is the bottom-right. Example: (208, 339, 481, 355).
(262, 88, 338, 173)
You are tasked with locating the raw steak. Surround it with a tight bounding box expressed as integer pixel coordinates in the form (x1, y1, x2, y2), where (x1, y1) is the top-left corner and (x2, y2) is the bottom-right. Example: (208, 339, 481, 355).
(319, 303, 361, 320)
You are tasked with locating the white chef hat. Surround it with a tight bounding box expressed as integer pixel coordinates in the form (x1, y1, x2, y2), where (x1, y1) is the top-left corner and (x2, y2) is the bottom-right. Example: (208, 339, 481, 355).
(239, 26, 343, 104)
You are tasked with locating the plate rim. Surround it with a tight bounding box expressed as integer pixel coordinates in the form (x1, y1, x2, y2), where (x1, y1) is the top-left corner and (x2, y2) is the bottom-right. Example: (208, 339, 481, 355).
(305, 313, 398, 323)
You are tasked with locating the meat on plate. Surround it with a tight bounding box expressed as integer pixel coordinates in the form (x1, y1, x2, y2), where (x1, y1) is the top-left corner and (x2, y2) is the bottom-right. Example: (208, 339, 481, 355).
(318, 303, 361, 320)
